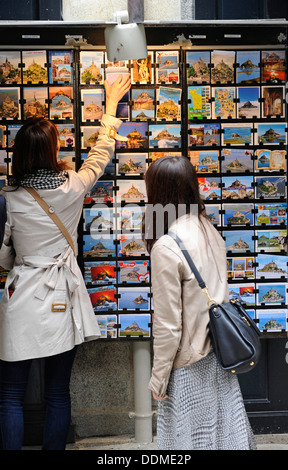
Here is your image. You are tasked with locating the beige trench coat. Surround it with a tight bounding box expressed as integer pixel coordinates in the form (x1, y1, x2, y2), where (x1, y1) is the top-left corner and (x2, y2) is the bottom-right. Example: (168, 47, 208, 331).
(148, 213, 230, 397)
(0, 114, 122, 362)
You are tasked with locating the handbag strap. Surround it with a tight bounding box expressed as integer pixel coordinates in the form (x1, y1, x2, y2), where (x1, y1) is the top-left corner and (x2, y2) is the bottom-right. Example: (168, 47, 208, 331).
(167, 231, 215, 306)
(24, 186, 76, 256)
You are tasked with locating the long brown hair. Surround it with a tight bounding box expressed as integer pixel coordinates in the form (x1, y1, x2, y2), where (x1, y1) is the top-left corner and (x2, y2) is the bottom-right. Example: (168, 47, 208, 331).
(12, 118, 64, 185)
(143, 156, 206, 253)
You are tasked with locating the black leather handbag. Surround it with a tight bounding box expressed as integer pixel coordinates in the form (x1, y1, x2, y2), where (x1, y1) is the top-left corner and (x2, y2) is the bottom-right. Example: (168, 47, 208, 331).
(168, 232, 262, 374)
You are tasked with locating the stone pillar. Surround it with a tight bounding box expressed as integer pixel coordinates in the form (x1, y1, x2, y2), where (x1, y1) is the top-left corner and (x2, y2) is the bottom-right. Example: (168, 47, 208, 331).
(128, 0, 144, 22)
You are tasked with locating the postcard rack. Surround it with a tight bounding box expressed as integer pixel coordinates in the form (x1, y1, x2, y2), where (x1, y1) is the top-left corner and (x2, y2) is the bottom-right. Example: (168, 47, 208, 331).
(0, 43, 287, 339)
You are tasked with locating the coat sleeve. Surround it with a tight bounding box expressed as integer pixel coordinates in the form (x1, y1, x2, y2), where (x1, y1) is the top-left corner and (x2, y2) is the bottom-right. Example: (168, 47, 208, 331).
(77, 114, 123, 193)
(0, 194, 6, 248)
(148, 242, 184, 397)
(0, 213, 15, 271)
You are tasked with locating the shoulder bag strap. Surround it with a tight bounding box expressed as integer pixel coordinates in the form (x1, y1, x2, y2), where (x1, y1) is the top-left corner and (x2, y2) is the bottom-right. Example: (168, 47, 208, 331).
(24, 186, 76, 256)
(167, 231, 215, 306)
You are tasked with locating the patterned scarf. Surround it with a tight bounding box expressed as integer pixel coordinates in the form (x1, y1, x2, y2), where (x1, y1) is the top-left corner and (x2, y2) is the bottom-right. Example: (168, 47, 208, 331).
(18, 169, 68, 190)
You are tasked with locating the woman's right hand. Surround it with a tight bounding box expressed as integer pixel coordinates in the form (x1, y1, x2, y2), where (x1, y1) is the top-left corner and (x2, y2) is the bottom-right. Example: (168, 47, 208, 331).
(104, 74, 131, 117)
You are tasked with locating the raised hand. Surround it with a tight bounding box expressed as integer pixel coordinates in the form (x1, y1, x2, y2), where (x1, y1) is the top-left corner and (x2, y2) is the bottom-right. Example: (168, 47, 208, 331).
(104, 74, 131, 117)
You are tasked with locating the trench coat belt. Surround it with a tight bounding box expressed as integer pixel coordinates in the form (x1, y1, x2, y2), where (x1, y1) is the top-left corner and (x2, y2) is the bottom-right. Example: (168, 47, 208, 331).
(21, 247, 80, 304)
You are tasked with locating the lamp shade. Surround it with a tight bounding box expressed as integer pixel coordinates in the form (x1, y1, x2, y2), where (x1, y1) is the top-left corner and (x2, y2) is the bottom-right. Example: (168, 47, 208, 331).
(105, 23, 147, 62)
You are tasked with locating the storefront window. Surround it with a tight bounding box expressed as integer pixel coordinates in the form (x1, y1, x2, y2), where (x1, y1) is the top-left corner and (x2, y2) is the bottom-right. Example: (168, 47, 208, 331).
(195, 0, 288, 20)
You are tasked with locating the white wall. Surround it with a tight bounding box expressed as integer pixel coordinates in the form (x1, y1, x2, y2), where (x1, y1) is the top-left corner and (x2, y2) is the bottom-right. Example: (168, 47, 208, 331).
(62, 0, 182, 22)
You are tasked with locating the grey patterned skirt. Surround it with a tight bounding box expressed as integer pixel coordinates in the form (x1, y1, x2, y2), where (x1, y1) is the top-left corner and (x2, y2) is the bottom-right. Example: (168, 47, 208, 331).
(156, 352, 257, 450)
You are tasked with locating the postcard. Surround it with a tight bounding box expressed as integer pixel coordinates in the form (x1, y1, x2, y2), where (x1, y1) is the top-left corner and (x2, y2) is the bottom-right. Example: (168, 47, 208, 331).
(212, 87, 236, 119)
(118, 287, 150, 310)
(118, 313, 151, 337)
(117, 180, 146, 203)
(156, 86, 181, 121)
(222, 175, 254, 200)
(49, 86, 73, 120)
(81, 126, 100, 148)
(105, 70, 130, 105)
(105, 56, 129, 74)
(254, 149, 286, 172)
(211, 50, 235, 84)
(187, 86, 211, 119)
(149, 151, 181, 163)
(256, 253, 288, 279)
(105, 71, 130, 118)
(255, 229, 287, 253)
(49, 50, 73, 84)
(221, 148, 253, 173)
(81, 153, 114, 176)
(255, 175, 286, 199)
(0, 125, 6, 147)
(102, 156, 115, 176)
(118, 234, 148, 257)
(222, 203, 254, 226)
(190, 150, 219, 172)
(229, 283, 255, 306)
(57, 151, 75, 170)
(262, 86, 285, 118)
(257, 309, 287, 332)
(84, 180, 114, 204)
(81, 89, 104, 122)
(0, 88, 20, 120)
(106, 71, 130, 120)
(255, 202, 287, 226)
(236, 51, 260, 84)
(255, 123, 287, 145)
(226, 256, 254, 280)
(204, 204, 221, 226)
(221, 123, 252, 146)
(261, 50, 286, 83)
(55, 123, 74, 147)
(88, 285, 117, 312)
(96, 314, 117, 338)
(116, 153, 147, 175)
(84, 261, 116, 285)
(0, 267, 9, 284)
(7, 124, 21, 147)
(118, 260, 149, 284)
(22, 50, 48, 84)
(246, 310, 256, 321)
(188, 123, 220, 146)
(156, 51, 179, 84)
(83, 207, 115, 232)
(198, 177, 221, 200)
(116, 102, 129, 120)
(118, 205, 145, 231)
(132, 88, 155, 121)
(80, 51, 104, 84)
(257, 283, 287, 306)
(23, 87, 48, 119)
(0, 150, 7, 175)
(116, 122, 148, 149)
(237, 87, 260, 118)
(0, 51, 21, 84)
(186, 51, 210, 84)
(149, 123, 181, 148)
(83, 234, 116, 258)
(131, 52, 154, 84)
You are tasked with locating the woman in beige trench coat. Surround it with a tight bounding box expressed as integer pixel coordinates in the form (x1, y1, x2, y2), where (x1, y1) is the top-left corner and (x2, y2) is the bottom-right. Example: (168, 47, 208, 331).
(0, 75, 131, 450)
